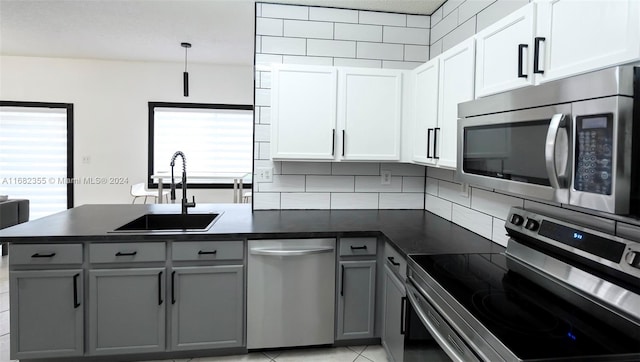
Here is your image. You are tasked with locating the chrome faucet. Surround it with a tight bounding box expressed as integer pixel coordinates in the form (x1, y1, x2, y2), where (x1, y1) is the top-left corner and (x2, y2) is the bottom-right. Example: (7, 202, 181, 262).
(170, 151, 196, 214)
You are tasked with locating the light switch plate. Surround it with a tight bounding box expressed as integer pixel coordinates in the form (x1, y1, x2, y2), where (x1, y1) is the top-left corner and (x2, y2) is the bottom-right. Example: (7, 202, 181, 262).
(256, 167, 273, 183)
(381, 170, 392, 185)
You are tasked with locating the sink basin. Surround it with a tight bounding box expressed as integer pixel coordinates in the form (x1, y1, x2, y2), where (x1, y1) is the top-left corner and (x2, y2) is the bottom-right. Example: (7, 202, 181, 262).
(114, 213, 221, 231)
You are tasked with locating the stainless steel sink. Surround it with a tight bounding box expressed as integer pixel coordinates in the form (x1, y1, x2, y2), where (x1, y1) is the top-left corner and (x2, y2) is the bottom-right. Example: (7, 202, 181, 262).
(114, 213, 221, 231)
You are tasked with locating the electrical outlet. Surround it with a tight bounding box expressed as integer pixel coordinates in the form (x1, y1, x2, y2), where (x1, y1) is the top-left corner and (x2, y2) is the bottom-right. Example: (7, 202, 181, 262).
(82, 155, 91, 164)
(256, 167, 273, 183)
(381, 170, 392, 185)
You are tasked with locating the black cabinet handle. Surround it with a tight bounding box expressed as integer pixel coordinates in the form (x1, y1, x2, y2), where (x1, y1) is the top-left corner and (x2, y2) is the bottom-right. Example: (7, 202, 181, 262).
(31, 252, 56, 258)
(340, 264, 344, 297)
(400, 296, 407, 335)
(171, 271, 176, 305)
(427, 128, 433, 158)
(158, 271, 163, 305)
(433, 128, 440, 160)
(350, 245, 367, 250)
(331, 129, 336, 156)
(73, 273, 81, 308)
(115, 251, 137, 257)
(518, 43, 528, 78)
(198, 250, 217, 255)
(341, 130, 346, 157)
(533, 37, 545, 74)
(387, 256, 400, 266)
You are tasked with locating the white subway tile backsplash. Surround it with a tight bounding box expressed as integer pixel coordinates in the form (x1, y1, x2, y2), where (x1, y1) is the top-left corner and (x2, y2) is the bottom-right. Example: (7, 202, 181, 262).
(256, 3, 262, 17)
(402, 177, 425, 192)
(307, 39, 356, 57)
(431, 6, 444, 27)
(458, 0, 494, 24)
(257, 18, 283, 36)
(443, 0, 465, 17)
(253, 192, 281, 210)
(426, 167, 455, 181)
(380, 193, 424, 209)
(431, 8, 459, 42)
(335, 23, 383, 42)
(260, 71, 271, 88)
(281, 192, 330, 209)
(357, 42, 404, 60)
(452, 204, 493, 239)
(471, 188, 523, 219)
(262, 3, 309, 20)
(355, 176, 402, 192)
(438, 180, 471, 207)
(382, 61, 423, 70)
(425, 194, 452, 220)
(259, 106, 271, 124)
(257, 175, 305, 192)
(333, 58, 382, 68)
(477, 0, 528, 32)
(309, 7, 358, 23)
(381, 163, 426, 176)
(282, 162, 331, 175)
(261, 36, 306, 55)
(492, 218, 510, 247)
(404, 45, 429, 62)
(359, 11, 406, 26)
(426, 178, 438, 196)
(255, 54, 283, 65)
(331, 162, 379, 175)
(284, 20, 334, 39)
(256, 36, 262, 53)
(254, 88, 271, 107)
(283, 55, 334, 66)
(258, 142, 271, 160)
(383, 26, 430, 45)
(331, 193, 379, 209)
(306, 175, 355, 192)
(254, 124, 270, 142)
(430, 39, 443, 59)
(407, 15, 431, 29)
(254, 160, 281, 175)
(442, 16, 476, 52)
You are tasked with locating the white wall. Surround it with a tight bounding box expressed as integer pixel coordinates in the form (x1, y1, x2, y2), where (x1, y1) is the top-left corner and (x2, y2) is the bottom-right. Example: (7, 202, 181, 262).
(0, 55, 253, 206)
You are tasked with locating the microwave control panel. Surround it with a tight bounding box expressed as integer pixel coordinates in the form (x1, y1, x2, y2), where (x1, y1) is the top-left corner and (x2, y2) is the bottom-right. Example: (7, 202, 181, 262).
(574, 113, 613, 195)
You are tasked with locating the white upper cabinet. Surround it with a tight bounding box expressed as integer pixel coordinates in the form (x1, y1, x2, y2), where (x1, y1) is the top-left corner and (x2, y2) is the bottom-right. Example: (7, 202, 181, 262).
(475, 3, 536, 97)
(271, 65, 338, 160)
(338, 68, 403, 161)
(437, 38, 476, 169)
(411, 59, 439, 165)
(535, 0, 640, 84)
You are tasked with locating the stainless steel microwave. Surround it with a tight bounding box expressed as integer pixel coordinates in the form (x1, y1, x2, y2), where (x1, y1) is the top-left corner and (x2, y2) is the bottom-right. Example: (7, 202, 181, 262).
(457, 65, 639, 215)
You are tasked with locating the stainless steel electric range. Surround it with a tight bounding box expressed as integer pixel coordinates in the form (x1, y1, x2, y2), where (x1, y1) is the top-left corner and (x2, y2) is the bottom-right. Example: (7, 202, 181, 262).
(404, 207, 640, 362)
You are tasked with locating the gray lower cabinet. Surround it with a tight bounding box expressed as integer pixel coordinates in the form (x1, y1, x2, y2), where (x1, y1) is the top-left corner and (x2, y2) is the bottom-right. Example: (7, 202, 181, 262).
(89, 268, 166, 355)
(170, 265, 244, 350)
(336, 260, 376, 340)
(382, 264, 406, 362)
(9, 269, 84, 360)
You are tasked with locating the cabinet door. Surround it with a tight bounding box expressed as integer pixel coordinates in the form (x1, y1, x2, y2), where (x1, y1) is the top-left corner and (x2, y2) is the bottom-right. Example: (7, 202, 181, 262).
(339, 69, 403, 161)
(89, 268, 166, 355)
(271, 65, 338, 160)
(475, 3, 535, 97)
(437, 38, 476, 169)
(336, 260, 376, 340)
(536, 0, 640, 84)
(412, 59, 440, 165)
(382, 266, 406, 362)
(10, 270, 83, 360)
(170, 265, 244, 351)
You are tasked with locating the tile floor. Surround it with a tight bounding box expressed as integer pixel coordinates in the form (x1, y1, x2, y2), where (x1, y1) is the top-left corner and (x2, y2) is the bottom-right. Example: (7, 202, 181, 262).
(0, 255, 388, 362)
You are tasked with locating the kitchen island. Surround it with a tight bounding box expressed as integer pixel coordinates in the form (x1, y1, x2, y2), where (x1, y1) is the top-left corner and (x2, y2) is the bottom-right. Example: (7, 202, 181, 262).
(0, 204, 503, 362)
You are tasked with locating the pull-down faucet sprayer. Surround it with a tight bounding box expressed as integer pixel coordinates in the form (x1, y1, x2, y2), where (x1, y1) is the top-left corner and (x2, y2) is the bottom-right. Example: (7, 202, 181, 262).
(170, 151, 196, 214)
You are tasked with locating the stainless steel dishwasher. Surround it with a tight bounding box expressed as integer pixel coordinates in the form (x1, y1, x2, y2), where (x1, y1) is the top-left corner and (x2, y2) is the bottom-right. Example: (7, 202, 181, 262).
(247, 238, 336, 349)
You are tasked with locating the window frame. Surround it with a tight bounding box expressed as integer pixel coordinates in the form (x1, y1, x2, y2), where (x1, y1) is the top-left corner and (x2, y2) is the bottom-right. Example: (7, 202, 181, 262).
(147, 102, 254, 190)
(0, 100, 74, 209)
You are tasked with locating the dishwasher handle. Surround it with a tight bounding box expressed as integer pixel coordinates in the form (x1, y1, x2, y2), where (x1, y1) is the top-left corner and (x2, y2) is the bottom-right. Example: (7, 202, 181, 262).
(249, 247, 334, 256)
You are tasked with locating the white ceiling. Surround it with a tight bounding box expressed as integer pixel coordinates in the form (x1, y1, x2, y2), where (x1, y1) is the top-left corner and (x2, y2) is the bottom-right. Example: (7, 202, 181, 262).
(0, 0, 445, 66)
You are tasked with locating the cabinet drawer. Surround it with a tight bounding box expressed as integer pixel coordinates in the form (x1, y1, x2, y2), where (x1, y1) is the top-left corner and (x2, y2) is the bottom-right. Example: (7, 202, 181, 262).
(339, 237, 377, 256)
(90, 242, 165, 263)
(10, 244, 82, 265)
(172, 240, 243, 261)
(384, 242, 406, 280)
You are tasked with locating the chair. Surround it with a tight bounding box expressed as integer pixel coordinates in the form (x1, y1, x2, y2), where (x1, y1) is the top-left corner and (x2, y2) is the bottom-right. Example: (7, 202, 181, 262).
(131, 183, 169, 204)
(242, 191, 252, 203)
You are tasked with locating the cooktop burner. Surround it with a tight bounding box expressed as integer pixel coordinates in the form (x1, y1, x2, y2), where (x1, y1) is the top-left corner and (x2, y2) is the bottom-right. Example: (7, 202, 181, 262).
(409, 253, 640, 360)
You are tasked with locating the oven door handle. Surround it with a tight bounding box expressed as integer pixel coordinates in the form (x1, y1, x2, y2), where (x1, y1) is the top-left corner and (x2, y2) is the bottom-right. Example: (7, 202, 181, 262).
(405, 282, 476, 362)
(545, 113, 570, 189)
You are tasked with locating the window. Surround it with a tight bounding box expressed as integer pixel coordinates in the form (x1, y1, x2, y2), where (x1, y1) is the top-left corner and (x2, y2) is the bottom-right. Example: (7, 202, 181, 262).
(0, 102, 74, 220)
(148, 103, 253, 188)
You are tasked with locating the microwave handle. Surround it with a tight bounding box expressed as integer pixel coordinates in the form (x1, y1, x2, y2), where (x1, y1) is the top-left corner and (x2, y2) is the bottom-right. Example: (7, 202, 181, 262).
(545, 113, 568, 189)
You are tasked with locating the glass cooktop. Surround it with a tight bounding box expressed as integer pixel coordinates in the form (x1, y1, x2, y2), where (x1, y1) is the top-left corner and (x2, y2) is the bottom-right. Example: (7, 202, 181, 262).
(409, 253, 640, 360)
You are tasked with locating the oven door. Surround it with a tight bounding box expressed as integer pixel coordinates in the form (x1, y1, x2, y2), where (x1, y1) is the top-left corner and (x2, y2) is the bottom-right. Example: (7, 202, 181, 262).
(404, 282, 479, 362)
(457, 104, 572, 204)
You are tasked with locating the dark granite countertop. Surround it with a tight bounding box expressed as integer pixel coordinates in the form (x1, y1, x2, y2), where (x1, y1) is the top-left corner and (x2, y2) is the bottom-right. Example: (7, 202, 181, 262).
(0, 204, 505, 257)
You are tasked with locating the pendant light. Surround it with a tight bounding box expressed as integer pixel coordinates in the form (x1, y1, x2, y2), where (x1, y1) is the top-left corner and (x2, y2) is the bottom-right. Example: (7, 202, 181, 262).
(181, 42, 191, 97)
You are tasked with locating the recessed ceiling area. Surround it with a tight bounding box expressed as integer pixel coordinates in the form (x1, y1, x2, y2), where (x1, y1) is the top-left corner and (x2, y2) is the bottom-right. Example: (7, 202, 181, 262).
(0, 0, 445, 66)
